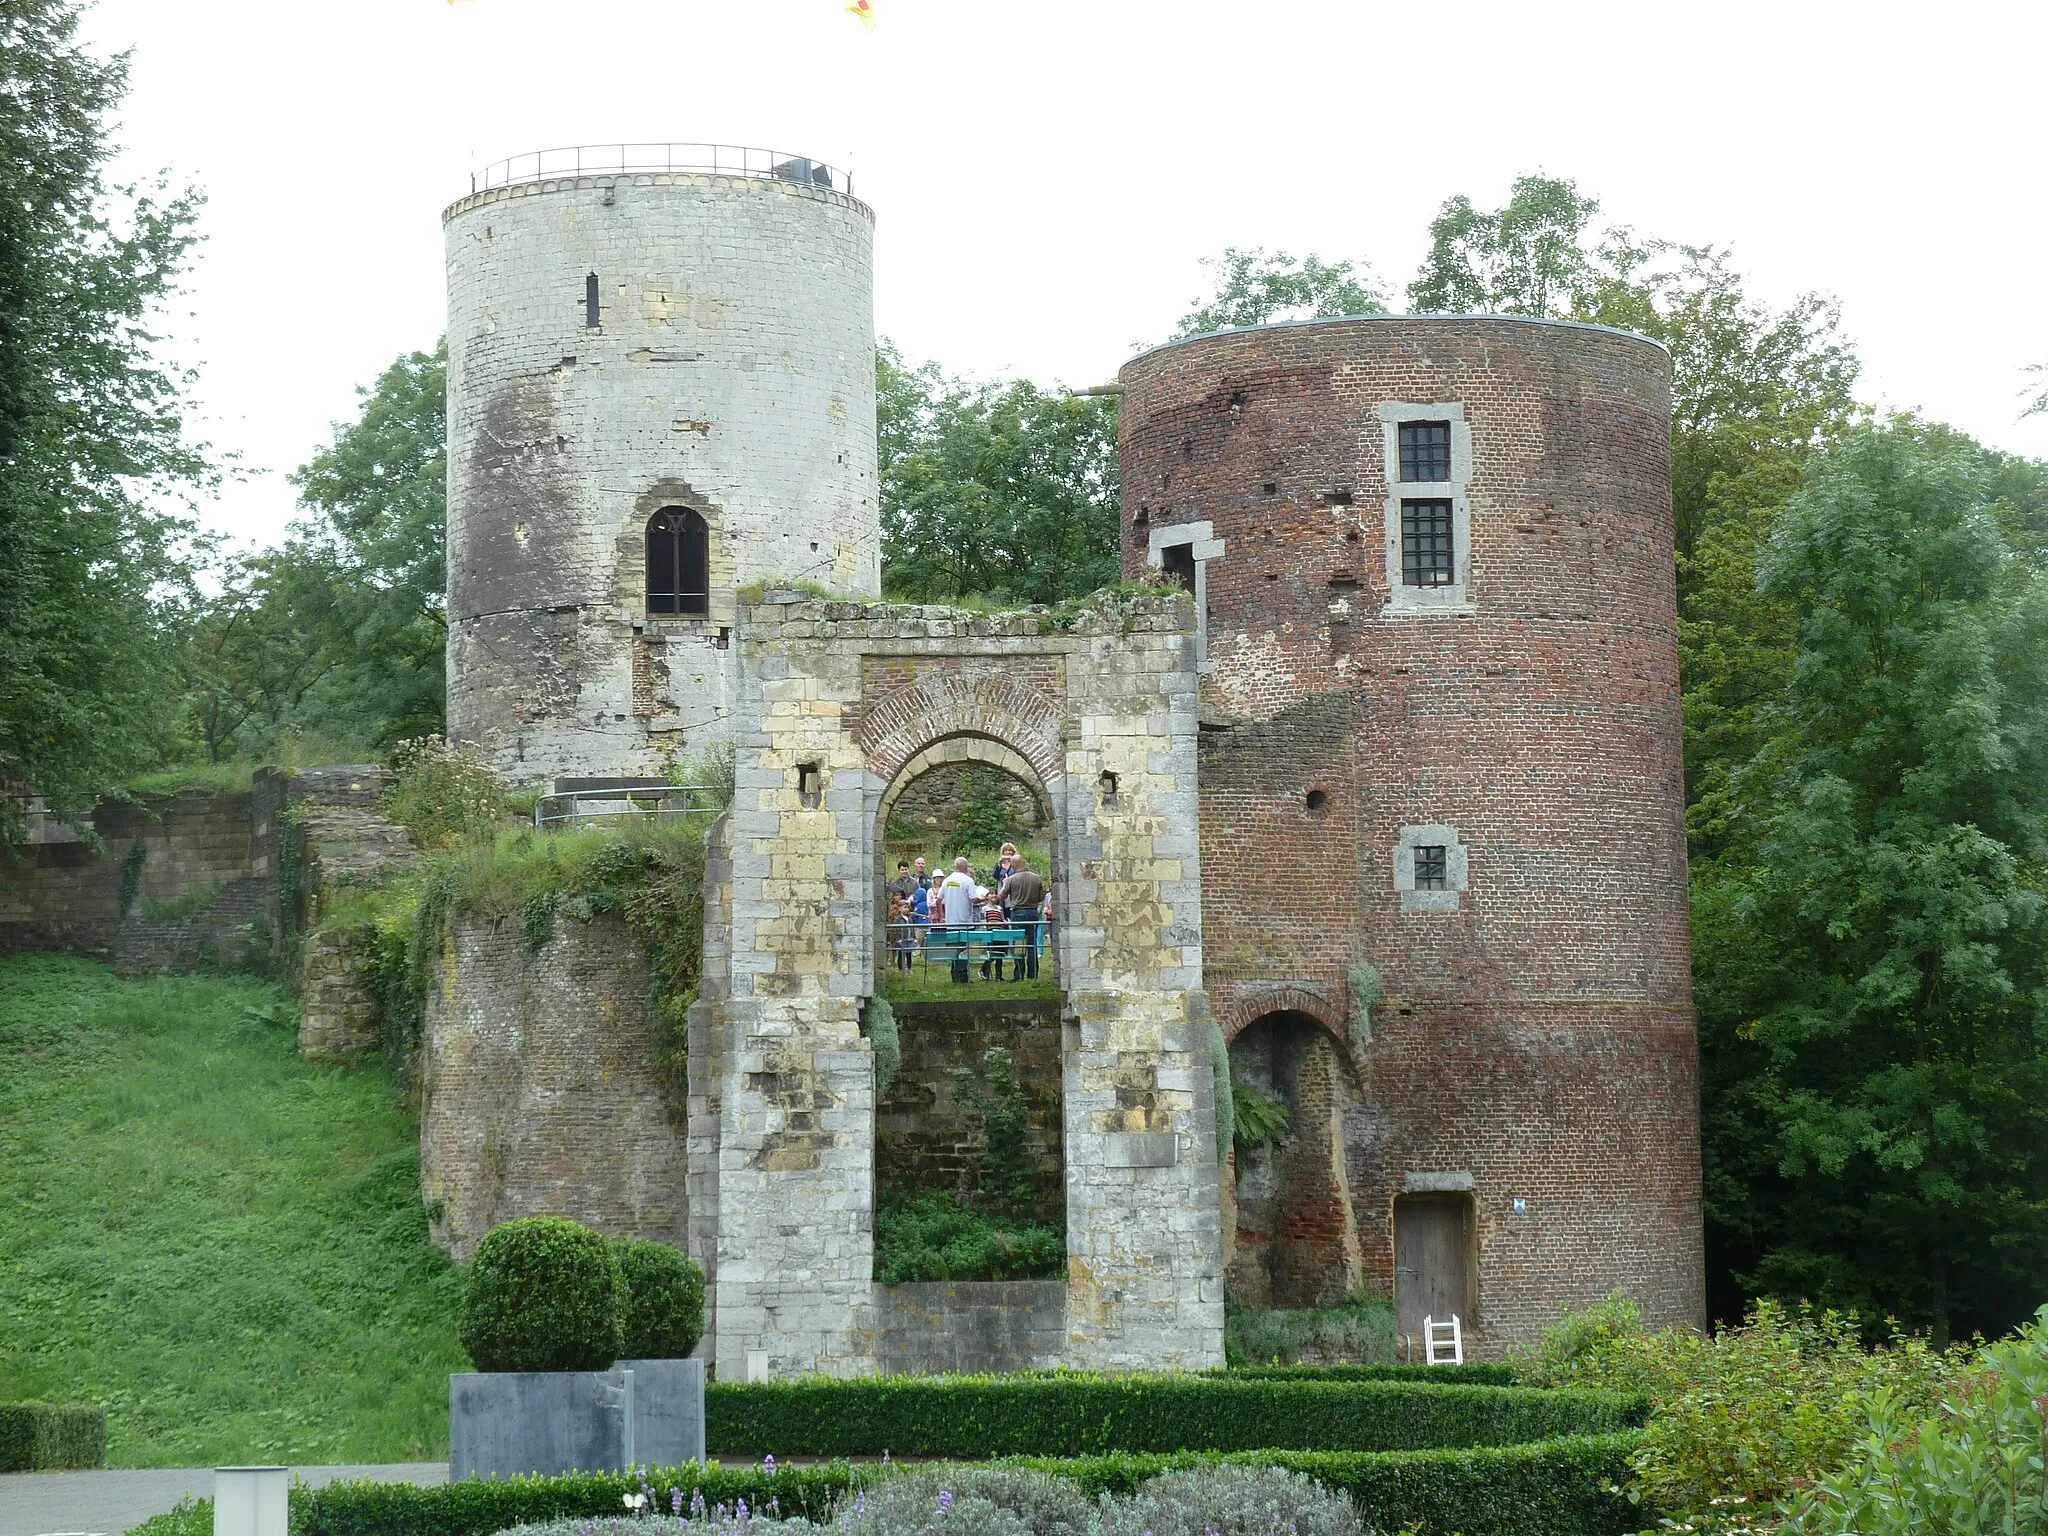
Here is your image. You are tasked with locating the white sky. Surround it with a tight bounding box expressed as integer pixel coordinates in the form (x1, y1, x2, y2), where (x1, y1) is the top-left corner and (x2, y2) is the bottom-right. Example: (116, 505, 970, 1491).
(80, 0, 2048, 550)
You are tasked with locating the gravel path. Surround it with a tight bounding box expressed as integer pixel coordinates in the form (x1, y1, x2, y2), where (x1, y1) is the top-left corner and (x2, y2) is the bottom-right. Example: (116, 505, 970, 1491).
(0, 1462, 448, 1536)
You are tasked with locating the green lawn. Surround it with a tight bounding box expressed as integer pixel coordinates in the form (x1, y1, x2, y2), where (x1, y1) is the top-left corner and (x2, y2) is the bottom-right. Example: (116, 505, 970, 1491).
(0, 954, 463, 1466)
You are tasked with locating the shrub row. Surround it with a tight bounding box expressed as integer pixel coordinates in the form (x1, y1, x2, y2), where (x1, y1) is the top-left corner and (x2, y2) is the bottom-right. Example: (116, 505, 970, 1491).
(0, 1402, 106, 1471)
(998, 1435, 1642, 1536)
(705, 1375, 1648, 1457)
(130, 1436, 1642, 1536)
(1220, 1361, 1517, 1386)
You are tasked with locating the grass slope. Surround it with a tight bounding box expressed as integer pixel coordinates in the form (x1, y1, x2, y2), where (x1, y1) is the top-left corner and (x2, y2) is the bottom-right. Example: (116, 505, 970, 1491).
(0, 954, 462, 1466)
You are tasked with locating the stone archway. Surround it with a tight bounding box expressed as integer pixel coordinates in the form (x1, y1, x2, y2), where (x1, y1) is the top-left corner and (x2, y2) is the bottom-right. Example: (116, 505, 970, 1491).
(1228, 1008, 1366, 1310)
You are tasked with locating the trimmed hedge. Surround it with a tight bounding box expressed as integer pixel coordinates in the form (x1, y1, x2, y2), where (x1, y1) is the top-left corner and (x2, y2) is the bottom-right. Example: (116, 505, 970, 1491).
(1222, 1361, 1518, 1386)
(0, 1401, 107, 1471)
(997, 1434, 1642, 1536)
(705, 1375, 1648, 1457)
(129, 1437, 1641, 1536)
(294, 1463, 864, 1536)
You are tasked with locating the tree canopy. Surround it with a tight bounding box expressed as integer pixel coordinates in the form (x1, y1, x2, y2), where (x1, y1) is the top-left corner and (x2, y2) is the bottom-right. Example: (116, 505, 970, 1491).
(0, 0, 210, 839)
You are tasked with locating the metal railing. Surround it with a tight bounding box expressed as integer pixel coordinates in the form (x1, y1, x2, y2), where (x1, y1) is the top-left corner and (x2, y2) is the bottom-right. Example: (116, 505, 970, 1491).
(534, 785, 723, 830)
(885, 918, 1054, 982)
(470, 144, 849, 198)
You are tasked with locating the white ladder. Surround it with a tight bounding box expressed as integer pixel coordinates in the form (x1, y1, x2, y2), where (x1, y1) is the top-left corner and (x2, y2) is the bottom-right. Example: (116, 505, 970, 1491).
(1422, 1313, 1464, 1365)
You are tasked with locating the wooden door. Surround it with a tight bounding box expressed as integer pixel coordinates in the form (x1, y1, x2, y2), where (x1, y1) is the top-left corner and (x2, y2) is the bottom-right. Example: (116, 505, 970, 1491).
(1394, 1194, 1473, 1353)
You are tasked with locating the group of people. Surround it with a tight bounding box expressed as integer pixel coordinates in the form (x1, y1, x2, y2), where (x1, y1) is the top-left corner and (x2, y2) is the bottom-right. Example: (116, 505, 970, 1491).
(886, 843, 1050, 983)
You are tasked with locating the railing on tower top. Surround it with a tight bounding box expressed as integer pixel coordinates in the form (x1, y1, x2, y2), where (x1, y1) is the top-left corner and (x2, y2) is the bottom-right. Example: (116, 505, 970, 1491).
(470, 144, 849, 197)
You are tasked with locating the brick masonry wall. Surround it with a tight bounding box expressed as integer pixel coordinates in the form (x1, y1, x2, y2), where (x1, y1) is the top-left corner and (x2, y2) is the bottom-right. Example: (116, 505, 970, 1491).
(420, 908, 686, 1265)
(693, 591, 1223, 1378)
(1120, 316, 1703, 1352)
(0, 792, 269, 974)
(443, 171, 880, 786)
(877, 1000, 1064, 1222)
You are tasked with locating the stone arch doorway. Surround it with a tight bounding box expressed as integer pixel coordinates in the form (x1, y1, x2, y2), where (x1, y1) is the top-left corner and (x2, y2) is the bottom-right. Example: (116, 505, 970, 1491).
(870, 731, 1067, 1239)
(1226, 1009, 1365, 1309)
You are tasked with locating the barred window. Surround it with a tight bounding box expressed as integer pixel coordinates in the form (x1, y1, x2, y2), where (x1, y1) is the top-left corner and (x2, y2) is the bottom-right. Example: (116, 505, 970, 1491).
(647, 507, 709, 615)
(1398, 420, 1451, 482)
(1414, 845, 1448, 891)
(1401, 499, 1455, 587)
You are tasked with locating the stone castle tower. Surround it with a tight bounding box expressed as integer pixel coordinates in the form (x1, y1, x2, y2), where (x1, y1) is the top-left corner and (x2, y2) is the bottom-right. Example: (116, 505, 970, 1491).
(1118, 317, 1705, 1350)
(442, 149, 881, 784)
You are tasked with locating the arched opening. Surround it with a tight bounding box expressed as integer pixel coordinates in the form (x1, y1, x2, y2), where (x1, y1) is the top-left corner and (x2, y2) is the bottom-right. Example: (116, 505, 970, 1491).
(1227, 1010, 1365, 1313)
(870, 735, 1064, 1288)
(646, 507, 709, 616)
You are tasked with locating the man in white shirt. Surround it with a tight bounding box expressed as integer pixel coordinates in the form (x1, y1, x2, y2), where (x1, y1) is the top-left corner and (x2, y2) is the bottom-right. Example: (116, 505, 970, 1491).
(936, 857, 979, 983)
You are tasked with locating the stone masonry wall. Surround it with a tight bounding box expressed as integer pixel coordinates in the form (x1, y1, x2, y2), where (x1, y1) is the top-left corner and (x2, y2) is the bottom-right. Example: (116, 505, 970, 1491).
(420, 908, 686, 1264)
(443, 170, 879, 786)
(1120, 316, 1702, 1354)
(693, 590, 1222, 1378)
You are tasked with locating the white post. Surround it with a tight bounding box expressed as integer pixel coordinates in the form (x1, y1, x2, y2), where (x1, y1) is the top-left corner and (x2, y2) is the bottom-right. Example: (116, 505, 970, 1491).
(214, 1466, 288, 1536)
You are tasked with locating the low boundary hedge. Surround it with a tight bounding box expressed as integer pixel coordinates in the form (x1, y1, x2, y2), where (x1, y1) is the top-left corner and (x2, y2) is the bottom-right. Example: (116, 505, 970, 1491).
(131, 1436, 1643, 1536)
(999, 1435, 1642, 1536)
(0, 1402, 107, 1471)
(1221, 1362, 1517, 1386)
(705, 1375, 1647, 1457)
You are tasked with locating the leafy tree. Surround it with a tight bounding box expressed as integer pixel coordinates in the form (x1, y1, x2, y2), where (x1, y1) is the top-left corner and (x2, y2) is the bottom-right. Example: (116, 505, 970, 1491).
(1407, 175, 1601, 318)
(878, 341, 1119, 605)
(1694, 424, 2048, 1340)
(174, 344, 447, 760)
(0, 0, 209, 839)
(1172, 247, 1387, 338)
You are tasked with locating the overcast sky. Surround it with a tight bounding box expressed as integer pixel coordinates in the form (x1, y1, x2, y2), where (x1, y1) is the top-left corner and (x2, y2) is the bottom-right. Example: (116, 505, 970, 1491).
(80, 0, 2048, 549)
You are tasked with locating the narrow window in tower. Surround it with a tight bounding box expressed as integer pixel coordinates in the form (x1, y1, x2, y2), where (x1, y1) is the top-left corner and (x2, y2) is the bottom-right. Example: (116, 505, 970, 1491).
(1398, 420, 1452, 482)
(1401, 499, 1456, 586)
(585, 273, 600, 328)
(1413, 845, 1449, 891)
(646, 507, 710, 616)
(1160, 542, 1197, 593)
(797, 763, 822, 809)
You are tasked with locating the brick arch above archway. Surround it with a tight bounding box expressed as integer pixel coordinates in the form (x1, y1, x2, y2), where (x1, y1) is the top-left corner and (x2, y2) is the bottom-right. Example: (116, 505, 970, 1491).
(858, 672, 1065, 789)
(876, 735, 1053, 825)
(1218, 982, 1348, 1047)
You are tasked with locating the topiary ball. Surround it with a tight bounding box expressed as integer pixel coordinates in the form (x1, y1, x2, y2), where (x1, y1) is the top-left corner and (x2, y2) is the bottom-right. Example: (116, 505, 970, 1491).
(459, 1216, 626, 1373)
(613, 1238, 707, 1360)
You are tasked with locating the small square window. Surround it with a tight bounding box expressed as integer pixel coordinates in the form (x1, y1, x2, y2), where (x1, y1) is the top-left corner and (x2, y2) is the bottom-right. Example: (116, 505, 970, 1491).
(797, 763, 822, 809)
(1414, 845, 1448, 890)
(1398, 421, 1452, 482)
(1401, 500, 1455, 587)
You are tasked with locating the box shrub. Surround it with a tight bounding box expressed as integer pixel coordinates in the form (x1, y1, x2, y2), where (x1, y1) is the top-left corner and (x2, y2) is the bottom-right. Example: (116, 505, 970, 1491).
(705, 1374, 1648, 1457)
(614, 1238, 706, 1360)
(0, 1401, 107, 1471)
(459, 1215, 625, 1373)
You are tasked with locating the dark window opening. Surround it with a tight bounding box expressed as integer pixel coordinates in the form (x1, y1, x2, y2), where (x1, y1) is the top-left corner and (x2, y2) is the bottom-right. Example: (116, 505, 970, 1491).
(646, 506, 710, 615)
(1305, 789, 1328, 814)
(1262, 482, 1278, 495)
(1330, 490, 1354, 507)
(1098, 770, 1120, 806)
(1401, 499, 1455, 587)
(585, 273, 600, 329)
(1160, 542, 1197, 593)
(1414, 845, 1448, 890)
(798, 763, 822, 809)
(1399, 420, 1451, 482)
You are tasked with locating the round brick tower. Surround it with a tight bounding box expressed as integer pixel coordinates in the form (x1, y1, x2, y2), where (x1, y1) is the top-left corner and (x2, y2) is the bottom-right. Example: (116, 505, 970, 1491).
(1118, 316, 1703, 1352)
(443, 149, 879, 784)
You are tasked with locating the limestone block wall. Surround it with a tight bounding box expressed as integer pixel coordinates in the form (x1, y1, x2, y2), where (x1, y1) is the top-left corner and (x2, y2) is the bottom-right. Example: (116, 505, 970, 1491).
(420, 908, 687, 1263)
(443, 166, 880, 785)
(693, 591, 1223, 1378)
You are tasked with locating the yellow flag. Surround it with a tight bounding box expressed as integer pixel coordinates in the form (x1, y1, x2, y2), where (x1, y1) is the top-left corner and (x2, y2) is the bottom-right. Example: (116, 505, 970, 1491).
(845, 0, 875, 29)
